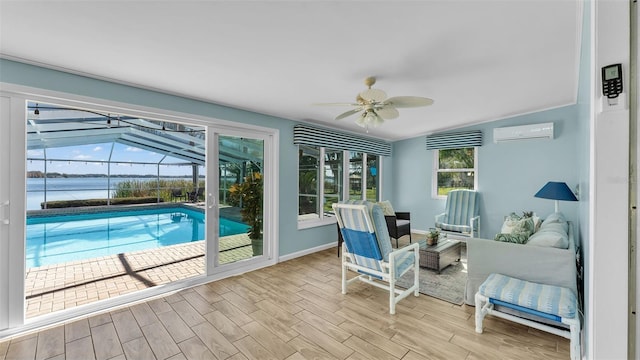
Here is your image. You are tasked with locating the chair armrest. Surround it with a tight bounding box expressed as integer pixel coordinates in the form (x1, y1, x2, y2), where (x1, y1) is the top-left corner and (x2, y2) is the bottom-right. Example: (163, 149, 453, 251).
(470, 215, 480, 237)
(389, 242, 420, 260)
(395, 212, 410, 221)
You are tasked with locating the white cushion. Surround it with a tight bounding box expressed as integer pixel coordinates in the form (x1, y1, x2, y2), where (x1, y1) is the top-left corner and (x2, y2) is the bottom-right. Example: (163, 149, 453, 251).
(540, 212, 569, 233)
(378, 200, 396, 216)
(526, 225, 569, 249)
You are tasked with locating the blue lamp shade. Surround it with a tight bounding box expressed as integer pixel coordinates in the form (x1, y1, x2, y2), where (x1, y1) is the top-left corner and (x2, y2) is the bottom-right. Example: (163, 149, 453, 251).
(534, 181, 578, 212)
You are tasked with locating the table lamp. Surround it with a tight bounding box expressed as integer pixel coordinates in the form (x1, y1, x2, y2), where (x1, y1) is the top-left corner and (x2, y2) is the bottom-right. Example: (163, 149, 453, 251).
(534, 181, 578, 213)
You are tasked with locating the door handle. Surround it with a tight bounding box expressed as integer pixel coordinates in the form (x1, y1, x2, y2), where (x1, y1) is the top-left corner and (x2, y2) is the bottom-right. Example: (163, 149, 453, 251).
(207, 193, 215, 209)
(1, 200, 9, 225)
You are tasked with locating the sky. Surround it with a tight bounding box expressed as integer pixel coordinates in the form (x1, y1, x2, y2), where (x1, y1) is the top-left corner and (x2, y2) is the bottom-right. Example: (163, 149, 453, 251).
(27, 142, 197, 177)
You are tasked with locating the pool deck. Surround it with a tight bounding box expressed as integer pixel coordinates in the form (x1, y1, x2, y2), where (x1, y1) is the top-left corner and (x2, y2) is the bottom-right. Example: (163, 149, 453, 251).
(25, 233, 253, 319)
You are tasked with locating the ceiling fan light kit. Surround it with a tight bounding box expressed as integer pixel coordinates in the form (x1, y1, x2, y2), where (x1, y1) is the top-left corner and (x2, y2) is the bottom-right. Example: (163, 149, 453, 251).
(315, 76, 434, 132)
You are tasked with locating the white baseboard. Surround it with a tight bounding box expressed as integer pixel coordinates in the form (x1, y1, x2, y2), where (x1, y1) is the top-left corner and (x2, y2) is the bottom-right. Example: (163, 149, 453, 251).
(279, 241, 337, 262)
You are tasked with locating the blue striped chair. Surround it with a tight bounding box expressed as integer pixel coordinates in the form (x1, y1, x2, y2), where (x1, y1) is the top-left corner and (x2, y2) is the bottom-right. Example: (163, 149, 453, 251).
(435, 189, 480, 238)
(333, 200, 420, 314)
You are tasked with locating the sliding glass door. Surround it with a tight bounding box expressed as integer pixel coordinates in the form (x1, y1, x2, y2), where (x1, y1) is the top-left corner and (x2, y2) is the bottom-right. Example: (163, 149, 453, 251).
(214, 133, 265, 267)
(0, 89, 277, 335)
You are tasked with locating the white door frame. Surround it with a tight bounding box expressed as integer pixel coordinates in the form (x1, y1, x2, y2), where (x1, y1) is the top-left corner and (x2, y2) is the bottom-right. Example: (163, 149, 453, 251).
(0, 96, 27, 331)
(0, 83, 279, 338)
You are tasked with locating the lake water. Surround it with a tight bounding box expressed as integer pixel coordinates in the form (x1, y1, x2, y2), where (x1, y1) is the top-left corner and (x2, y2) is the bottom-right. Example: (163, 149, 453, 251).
(27, 177, 193, 210)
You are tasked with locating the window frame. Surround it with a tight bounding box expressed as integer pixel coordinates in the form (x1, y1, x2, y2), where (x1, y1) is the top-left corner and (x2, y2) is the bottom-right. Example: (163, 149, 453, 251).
(432, 147, 478, 199)
(298, 148, 381, 229)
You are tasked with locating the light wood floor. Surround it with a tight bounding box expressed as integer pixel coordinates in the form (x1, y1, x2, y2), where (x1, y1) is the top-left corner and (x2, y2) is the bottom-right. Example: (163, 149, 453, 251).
(0, 245, 570, 360)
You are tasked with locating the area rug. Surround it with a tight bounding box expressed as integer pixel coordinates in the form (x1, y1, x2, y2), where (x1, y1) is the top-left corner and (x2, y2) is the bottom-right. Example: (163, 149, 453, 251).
(395, 244, 467, 305)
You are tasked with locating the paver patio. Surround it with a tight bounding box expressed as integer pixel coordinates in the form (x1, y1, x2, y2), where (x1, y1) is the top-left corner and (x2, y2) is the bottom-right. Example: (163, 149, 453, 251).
(25, 233, 253, 318)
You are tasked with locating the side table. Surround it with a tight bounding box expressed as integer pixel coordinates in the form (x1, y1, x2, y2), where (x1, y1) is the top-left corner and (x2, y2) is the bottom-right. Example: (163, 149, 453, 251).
(419, 239, 461, 273)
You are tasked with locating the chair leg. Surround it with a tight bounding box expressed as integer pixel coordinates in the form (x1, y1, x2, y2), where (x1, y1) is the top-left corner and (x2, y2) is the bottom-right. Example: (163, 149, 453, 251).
(475, 292, 486, 333)
(341, 254, 348, 295)
(389, 278, 396, 315)
(414, 249, 420, 297)
(570, 321, 581, 360)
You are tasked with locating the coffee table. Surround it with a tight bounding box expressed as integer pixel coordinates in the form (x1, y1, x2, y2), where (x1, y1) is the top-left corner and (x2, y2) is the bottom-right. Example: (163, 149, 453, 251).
(419, 239, 461, 273)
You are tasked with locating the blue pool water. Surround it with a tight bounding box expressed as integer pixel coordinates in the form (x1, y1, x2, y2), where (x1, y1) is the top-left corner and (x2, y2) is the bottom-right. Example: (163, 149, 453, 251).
(26, 207, 248, 268)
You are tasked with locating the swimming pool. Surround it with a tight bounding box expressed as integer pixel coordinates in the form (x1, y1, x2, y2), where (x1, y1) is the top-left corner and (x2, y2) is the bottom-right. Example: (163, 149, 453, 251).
(26, 206, 248, 268)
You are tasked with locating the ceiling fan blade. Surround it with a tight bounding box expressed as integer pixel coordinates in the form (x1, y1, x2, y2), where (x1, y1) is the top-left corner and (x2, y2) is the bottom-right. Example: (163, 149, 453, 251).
(335, 108, 363, 121)
(375, 106, 399, 120)
(384, 96, 434, 108)
(359, 88, 387, 102)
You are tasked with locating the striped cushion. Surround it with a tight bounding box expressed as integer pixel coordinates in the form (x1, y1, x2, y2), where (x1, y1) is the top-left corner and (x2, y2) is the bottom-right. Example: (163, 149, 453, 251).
(436, 222, 471, 233)
(479, 273, 577, 319)
(393, 251, 416, 278)
(445, 189, 478, 227)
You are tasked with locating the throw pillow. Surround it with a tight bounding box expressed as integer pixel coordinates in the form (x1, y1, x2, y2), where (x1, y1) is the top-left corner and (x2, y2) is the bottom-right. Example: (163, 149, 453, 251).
(378, 200, 396, 216)
(495, 216, 534, 244)
(544, 212, 567, 224)
(494, 232, 530, 244)
(500, 213, 521, 234)
(513, 216, 535, 235)
(539, 212, 569, 233)
(527, 228, 569, 249)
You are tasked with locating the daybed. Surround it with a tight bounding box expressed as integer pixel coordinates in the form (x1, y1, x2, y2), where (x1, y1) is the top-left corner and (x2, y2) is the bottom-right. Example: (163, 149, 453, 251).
(465, 213, 577, 306)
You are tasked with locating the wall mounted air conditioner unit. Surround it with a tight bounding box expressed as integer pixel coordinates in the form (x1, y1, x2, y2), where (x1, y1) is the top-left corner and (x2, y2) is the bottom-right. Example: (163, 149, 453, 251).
(493, 122, 554, 143)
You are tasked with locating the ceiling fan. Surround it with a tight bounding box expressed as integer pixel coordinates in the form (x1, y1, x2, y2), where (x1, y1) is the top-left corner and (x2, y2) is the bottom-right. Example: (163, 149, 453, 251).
(316, 76, 434, 130)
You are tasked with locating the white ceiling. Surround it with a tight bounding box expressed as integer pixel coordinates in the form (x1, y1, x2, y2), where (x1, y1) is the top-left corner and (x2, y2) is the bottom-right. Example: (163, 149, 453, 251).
(0, 1, 582, 141)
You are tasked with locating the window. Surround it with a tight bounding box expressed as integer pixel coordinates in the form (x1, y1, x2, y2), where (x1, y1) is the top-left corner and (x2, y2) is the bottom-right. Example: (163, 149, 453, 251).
(365, 154, 379, 201)
(323, 149, 344, 215)
(433, 147, 477, 197)
(349, 152, 363, 200)
(298, 147, 380, 225)
(298, 145, 320, 220)
(293, 124, 390, 226)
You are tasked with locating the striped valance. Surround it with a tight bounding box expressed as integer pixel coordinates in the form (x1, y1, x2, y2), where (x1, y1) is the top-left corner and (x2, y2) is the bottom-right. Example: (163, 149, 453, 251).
(294, 124, 392, 157)
(426, 130, 483, 150)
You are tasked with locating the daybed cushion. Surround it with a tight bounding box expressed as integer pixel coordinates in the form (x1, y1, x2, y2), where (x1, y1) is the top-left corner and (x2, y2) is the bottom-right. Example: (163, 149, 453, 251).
(478, 273, 577, 319)
(527, 222, 569, 249)
(526, 212, 570, 249)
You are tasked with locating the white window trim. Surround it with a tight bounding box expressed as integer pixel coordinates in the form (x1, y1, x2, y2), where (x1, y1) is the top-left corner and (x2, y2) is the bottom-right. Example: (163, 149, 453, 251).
(432, 147, 478, 199)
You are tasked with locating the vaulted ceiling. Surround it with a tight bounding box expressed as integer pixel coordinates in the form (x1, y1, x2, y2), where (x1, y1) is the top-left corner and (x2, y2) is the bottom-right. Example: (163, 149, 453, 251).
(0, 1, 583, 141)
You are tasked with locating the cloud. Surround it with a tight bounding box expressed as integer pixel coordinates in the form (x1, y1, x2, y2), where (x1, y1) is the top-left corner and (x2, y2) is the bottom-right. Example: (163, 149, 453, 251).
(93, 146, 103, 151)
(74, 154, 92, 160)
(126, 147, 142, 152)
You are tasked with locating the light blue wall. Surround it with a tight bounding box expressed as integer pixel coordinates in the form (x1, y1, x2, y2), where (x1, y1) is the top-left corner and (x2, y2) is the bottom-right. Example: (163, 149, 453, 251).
(0, 59, 343, 257)
(0, 57, 585, 256)
(391, 105, 581, 239)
